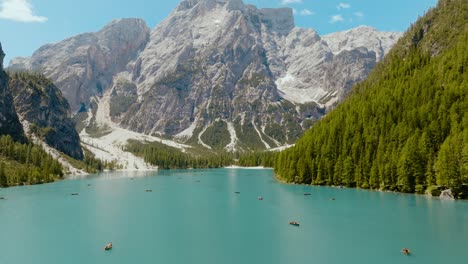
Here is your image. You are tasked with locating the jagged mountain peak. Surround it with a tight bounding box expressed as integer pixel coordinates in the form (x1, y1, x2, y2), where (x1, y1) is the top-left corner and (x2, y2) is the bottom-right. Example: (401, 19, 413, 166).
(165, 0, 294, 36)
(98, 18, 149, 40)
(258, 8, 295, 35)
(351, 25, 377, 31)
(101, 18, 147, 28)
(323, 25, 402, 61)
(177, 0, 245, 12)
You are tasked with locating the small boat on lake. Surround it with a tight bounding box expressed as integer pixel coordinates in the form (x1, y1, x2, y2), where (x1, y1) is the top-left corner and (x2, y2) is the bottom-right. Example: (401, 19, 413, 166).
(235, 192, 240, 194)
(71, 193, 79, 196)
(330, 197, 336, 200)
(402, 248, 410, 255)
(146, 189, 153, 192)
(258, 196, 263, 200)
(104, 242, 113, 251)
(0, 197, 6, 200)
(304, 193, 311, 196)
(289, 221, 300, 226)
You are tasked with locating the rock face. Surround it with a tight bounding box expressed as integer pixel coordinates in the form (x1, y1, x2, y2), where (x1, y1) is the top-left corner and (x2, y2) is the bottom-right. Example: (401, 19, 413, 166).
(9, 0, 401, 151)
(9, 19, 150, 112)
(9, 72, 84, 160)
(322, 26, 401, 61)
(0, 43, 24, 142)
(440, 189, 455, 200)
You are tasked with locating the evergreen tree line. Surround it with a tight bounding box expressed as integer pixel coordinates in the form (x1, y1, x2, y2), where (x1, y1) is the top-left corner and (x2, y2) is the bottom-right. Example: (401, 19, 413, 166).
(237, 151, 278, 168)
(0, 135, 63, 187)
(275, 0, 468, 198)
(125, 140, 234, 169)
(66, 147, 108, 174)
(125, 139, 280, 169)
(83, 152, 104, 173)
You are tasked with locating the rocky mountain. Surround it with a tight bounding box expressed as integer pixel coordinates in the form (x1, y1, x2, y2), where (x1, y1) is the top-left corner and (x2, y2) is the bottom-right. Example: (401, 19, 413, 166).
(10, 0, 401, 152)
(9, 19, 150, 111)
(0, 43, 24, 142)
(9, 72, 84, 160)
(323, 26, 401, 62)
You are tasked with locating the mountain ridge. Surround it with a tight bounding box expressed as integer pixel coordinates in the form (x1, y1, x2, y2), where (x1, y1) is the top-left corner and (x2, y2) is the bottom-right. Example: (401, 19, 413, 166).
(9, 0, 402, 153)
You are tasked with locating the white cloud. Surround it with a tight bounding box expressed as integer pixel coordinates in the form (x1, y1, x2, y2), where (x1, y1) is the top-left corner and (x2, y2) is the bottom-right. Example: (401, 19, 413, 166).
(337, 3, 351, 10)
(300, 9, 314, 16)
(0, 0, 47, 23)
(354, 12, 364, 17)
(330, 14, 344, 23)
(280, 0, 303, 5)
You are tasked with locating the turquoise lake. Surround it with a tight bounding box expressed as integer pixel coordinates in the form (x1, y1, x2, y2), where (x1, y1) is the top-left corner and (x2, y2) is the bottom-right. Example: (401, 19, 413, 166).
(0, 169, 467, 264)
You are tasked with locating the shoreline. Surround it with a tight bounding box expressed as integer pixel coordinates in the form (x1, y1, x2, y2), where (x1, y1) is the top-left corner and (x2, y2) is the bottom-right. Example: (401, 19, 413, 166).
(274, 174, 465, 201)
(224, 165, 273, 170)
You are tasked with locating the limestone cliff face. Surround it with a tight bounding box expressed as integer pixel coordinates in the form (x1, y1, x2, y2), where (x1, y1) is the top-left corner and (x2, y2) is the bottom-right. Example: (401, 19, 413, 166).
(9, 19, 150, 112)
(0, 43, 24, 142)
(9, 0, 401, 151)
(9, 73, 84, 160)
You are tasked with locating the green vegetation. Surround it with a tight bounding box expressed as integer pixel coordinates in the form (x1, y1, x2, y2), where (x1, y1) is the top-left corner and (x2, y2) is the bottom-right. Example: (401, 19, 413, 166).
(284, 113, 303, 144)
(7, 71, 58, 94)
(110, 95, 137, 117)
(109, 80, 138, 117)
(200, 121, 231, 150)
(61, 147, 108, 174)
(125, 138, 280, 169)
(126, 140, 234, 169)
(265, 123, 286, 143)
(237, 151, 278, 168)
(233, 118, 266, 150)
(275, 0, 468, 198)
(0, 135, 63, 187)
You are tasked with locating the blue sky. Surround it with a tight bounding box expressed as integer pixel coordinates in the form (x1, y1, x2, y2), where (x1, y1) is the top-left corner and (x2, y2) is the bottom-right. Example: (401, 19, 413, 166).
(0, 0, 437, 65)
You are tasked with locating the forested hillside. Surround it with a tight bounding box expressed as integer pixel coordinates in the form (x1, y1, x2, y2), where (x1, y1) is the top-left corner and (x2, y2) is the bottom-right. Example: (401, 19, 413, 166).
(0, 135, 63, 187)
(8, 72, 84, 160)
(275, 0, 467, 198)
(125, 140, 234, 169)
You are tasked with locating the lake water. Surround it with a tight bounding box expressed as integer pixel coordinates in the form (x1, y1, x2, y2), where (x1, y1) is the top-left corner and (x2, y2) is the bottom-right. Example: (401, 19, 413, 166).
(0, 169, 467, 264)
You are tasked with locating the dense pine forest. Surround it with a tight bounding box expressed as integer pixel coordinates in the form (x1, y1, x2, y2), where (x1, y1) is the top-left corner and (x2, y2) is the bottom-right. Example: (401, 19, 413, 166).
(237, 151, 277, 168)
(126, 140, 234, 169)
(126, 140, 279, 169)
(275, 0, 467, 198)
(0, 135, 63, 187)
